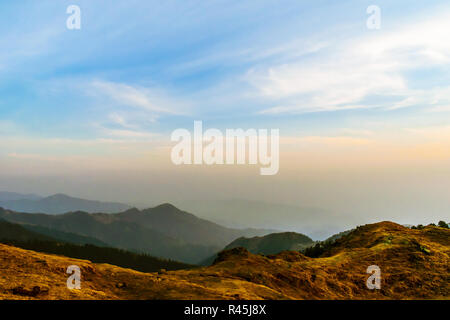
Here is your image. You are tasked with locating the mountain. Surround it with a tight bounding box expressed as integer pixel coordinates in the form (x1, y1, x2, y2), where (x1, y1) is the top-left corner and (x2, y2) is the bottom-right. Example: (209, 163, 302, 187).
(224, 232, 314, 255)
(0, 207, 216, 264)
(0, 191, 42, 201)
(0, 203, 276, 264)
(113, 204, 275, 247)
(0, 193, 131, 214)
(1, 221, 448, 299)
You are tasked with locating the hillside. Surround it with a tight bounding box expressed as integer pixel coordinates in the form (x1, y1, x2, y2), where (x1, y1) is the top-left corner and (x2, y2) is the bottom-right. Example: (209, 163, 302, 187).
(0, 218, 106, 248)
(0, 194, 130, 214)
(0, 217, 109, 247)
(224, 232, 314, 254)
(0, 204, 274, 263)
(0, 207, 217, 264)
(21, 224, 108, 247)
(324, 229, 354, 243)
(200, 231, 314, 266)
(1, 221, 448, 300)
(0, 219, 192, 273)
(0, 219, 54, 242)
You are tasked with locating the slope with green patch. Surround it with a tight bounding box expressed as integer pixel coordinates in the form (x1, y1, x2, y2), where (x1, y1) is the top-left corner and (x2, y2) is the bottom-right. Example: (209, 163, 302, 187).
(224, 232, 314, 254)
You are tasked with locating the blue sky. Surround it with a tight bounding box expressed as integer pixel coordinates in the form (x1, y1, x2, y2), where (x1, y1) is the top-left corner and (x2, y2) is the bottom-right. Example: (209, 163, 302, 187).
(2, 1, 450, 226)
(1, 0, 450, 145)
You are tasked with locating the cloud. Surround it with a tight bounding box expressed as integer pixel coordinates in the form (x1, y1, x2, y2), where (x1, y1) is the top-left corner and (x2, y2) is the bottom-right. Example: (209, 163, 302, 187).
(429, 105, 450, 112)
(108, 113, 136, 128)
(247, 10, 450, 114)
(100, 127, 159, 139)
(281, 136, 372, 147)
(91, 81, 181, 115)
(84, 80, 190, 140)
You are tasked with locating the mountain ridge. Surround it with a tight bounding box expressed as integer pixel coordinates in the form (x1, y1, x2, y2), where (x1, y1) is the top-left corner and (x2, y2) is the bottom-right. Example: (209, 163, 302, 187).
(0, 191, 42, 201)
(0, 193, 131, 214)
(0, 203, 274, 263)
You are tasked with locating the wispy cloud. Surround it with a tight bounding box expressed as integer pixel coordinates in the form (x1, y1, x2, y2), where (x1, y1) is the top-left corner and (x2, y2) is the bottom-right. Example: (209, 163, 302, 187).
(91, 81, 182, 115)
(99, 127, 159, 139)
(248, 10, 450, 114)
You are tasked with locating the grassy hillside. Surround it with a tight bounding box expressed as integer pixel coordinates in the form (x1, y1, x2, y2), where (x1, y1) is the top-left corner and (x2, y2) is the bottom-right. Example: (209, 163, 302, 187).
(1, 221, 448, 299)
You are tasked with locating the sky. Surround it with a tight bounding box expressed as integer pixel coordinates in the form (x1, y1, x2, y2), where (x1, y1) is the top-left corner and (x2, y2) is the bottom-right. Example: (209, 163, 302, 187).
(1, 1, 450, 228)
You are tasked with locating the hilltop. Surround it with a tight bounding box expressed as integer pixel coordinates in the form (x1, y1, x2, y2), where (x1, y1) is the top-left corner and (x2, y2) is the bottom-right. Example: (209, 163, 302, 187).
(200, 231, 314, 265)
(0, 221, 448, 299)
(224, 232, 314, 254)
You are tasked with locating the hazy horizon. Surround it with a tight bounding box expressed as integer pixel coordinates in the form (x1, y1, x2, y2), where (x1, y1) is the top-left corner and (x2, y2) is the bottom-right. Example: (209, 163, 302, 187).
(1, 1, 450, 235)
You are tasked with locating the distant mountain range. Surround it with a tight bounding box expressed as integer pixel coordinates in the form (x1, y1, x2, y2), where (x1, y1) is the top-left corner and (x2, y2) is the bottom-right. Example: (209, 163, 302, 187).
(0, 191, 42, 201)
(177, 199, 353, 240)
(0, 191, 349, 264)
(113, 204, 274, 247)
(0, 203, 274, 264)
(0, 193, 131, 214)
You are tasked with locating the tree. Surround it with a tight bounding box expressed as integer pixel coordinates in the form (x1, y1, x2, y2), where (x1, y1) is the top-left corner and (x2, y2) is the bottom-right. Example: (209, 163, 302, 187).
(438, 221, 449, 229)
